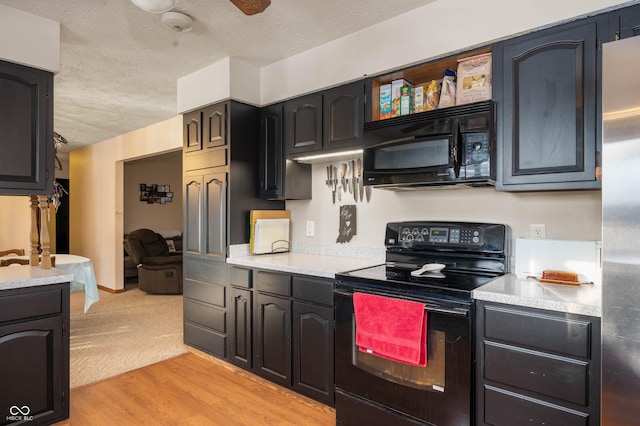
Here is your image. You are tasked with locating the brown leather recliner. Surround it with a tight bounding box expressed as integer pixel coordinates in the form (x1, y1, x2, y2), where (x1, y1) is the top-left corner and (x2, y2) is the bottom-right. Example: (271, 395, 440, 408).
(124, 229, 183, 294)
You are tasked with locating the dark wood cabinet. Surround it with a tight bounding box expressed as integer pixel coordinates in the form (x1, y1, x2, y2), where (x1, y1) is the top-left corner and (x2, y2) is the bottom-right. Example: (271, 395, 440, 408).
(0, 283, 69, 425)
(184, 170, 227, 261)
(227, 268, 335, 405)
(284, 93, 323, 156)
(183, 103, 227, 153)
(493, 19, 601, 191)
(323, 81, 364, 152)
(254, 291, 291, 387)
(182, 100, 283, 360)
(0, 60, 54, 195)
(259, 104, 312, 201)
(609, 3, 640, 39)
(495, 18, 602, 191)
(475, 301, 601, 426)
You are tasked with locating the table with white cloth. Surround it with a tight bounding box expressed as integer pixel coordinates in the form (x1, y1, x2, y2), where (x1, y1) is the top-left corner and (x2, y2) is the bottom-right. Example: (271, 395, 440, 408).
(54, 254, 100, 313)
(8, 254, 100, 313)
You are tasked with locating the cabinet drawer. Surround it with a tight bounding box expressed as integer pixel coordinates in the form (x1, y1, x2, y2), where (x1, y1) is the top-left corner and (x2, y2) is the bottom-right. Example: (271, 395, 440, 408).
(184, 322, 226, 357)
(0, 287, 62, 323)
(484, 342, 588, 405)
(184, 257, 228, 284)
(184, 279, 226, 307)
(484, 305, 591, 358)
(230, 267, 252, 288)
(255, 270, 291, 296)
(184, 148, 227, 171)
(293, 276, 333, 305)
(484, 385, 589, 426)
(184, 299, 226, 333)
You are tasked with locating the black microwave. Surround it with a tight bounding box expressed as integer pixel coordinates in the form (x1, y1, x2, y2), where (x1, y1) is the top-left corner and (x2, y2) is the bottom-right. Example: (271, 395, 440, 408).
(363, 101, 495, 189)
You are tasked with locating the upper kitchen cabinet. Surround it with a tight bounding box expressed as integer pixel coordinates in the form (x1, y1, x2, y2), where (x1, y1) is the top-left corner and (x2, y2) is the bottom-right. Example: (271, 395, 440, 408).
(259, 103, 311, 200)
(608, 3, 640, 39)
(322, 82, 364, 151)
(183, 103, 228, 154)
(495, 18, 603, 191)
(0, 60, 54, 195)
(284, 93, 323, 156)
(284, 81, 365, 158)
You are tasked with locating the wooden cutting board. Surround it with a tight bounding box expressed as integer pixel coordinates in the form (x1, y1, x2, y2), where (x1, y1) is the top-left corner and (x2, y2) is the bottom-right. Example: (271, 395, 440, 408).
(249, 210, 291, 254)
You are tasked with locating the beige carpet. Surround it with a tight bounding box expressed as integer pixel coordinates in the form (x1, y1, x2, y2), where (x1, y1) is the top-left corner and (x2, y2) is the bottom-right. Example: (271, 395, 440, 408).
(69, 285, 188, 388)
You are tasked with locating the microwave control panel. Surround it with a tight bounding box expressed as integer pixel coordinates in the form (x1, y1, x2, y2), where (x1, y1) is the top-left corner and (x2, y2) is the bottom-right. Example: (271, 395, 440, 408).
(463, 132, 490, 165)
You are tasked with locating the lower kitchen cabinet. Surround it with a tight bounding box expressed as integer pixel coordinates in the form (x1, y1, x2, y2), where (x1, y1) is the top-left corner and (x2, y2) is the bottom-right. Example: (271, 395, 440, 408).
(228, 266, 335, 405)
(254, 292, 291, 387)
(475, 301, 601, 426)
(183, 258, 228, 358)
(0, 283, 70, 426)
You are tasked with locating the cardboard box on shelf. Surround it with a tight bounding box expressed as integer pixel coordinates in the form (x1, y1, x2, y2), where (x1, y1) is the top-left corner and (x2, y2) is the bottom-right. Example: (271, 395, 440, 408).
(400, 85, 414, 116)
(379, 84, 392, 119)
(391, 79, 412, 117)
(456, 53, 492, 105)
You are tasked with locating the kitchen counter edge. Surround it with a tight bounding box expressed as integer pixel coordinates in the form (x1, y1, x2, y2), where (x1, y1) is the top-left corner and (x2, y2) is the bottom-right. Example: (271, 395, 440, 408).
(0, 266, 74, 291)
(473, 274, 601, 317)
(227, 252, 383, 279)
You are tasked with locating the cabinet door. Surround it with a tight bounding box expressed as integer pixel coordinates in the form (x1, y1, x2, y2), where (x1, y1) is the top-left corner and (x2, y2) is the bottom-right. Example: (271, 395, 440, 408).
(183, 110, 202, 152)
(620, 5, 640, 38)
(497, 20, 600, 190)
(184, 172, 203, 257)
(323, 81, 364, 152)
(285, 93, 323, 156)
(229, 287, 252, 369)
(293, 301, 334, 404)
(203, 103, 227, 149)
(259, 104, 284, 199)
(254, 292, 291, 386)
(184, 170, 227, 260)
(203, 172, 227, 260)
(0, 316, 65, 425)
(0, 60, 54, 194)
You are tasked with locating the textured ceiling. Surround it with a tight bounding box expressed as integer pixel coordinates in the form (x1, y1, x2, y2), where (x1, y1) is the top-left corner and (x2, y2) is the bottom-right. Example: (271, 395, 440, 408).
(0, 0, 436, 153)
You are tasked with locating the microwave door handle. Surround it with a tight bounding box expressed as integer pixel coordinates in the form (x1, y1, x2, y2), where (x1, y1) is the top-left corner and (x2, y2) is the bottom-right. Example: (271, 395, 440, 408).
(452, 124, 461, 178)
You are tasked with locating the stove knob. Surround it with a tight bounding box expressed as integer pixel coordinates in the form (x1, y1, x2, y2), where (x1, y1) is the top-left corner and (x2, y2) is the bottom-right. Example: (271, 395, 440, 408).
(421, 228, 429, 235)
(412, 228, 419, 235)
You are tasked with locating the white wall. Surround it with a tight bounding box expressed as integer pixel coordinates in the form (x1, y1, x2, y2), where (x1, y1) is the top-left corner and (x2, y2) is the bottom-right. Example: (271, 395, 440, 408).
(286, 162, 602, 258)
(123, 153, 183, 234)
(260, 0, 628, 103)
(69, 116, 182, 291)
(0, 4, 60, 72)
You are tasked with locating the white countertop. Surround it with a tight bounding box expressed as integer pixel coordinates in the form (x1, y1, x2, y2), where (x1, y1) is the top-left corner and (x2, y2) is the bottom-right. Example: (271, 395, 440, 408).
(0, 265, 74, 291)
(227, 252, 383, 279)
(473, 274, 602, 317)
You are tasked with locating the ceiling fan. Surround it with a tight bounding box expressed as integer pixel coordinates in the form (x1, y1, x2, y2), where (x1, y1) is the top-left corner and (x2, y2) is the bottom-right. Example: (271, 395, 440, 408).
(130, 0, 271, 16)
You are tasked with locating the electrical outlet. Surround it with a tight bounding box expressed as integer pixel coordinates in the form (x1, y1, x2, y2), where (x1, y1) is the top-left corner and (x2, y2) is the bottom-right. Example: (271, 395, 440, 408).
(306, 221, 315, 237)
(530, 224, 546, 239)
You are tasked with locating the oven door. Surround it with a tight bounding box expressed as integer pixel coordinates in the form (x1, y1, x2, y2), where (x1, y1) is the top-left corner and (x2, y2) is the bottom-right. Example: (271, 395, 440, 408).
(334, 285, 472, 426)
(362, 133, 461, 187)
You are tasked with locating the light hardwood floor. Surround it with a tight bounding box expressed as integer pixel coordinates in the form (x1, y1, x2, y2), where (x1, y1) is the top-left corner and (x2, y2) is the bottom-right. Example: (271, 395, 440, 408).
(55, 350, 336, 425)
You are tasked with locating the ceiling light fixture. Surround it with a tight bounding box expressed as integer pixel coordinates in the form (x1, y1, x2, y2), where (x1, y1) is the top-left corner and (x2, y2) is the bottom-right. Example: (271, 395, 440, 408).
(161, 11, 193, 32)
(130, 0, 177, 13)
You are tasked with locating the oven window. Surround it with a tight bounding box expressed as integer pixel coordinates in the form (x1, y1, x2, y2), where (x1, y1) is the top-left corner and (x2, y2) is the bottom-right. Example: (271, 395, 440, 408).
(373, 138, 450, 170)
(352, 321, 446, 392)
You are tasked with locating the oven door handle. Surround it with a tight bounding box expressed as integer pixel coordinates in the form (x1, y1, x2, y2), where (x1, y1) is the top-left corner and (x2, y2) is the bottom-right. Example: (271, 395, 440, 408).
(334, 289, 469, 317)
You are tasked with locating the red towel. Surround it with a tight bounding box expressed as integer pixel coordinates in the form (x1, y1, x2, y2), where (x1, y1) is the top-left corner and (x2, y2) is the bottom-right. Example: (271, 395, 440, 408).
(353, 292, 427, 366)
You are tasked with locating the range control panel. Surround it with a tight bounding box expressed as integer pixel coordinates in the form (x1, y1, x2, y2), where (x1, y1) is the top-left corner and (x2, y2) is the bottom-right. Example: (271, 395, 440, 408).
(385, 221, 508, 254)
(396, 226, 483, 245)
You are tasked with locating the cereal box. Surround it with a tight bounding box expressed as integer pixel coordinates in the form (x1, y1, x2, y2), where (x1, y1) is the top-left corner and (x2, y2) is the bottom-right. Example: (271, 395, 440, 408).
(414, 86, 424, 113)
(391, 79, 411, 117)
(379, 84, 392, 119)
(400, 85, 414, 116)
(455, 53, 492, 105)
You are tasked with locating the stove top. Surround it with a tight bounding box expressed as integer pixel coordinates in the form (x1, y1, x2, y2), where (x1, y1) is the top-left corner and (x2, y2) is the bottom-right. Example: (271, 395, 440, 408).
(336, 264, 499, 301)
(335, 221, 510, 302)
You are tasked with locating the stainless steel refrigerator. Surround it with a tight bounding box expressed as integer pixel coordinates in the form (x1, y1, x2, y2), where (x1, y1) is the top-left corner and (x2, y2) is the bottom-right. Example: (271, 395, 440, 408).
(602, 35, 640, 425)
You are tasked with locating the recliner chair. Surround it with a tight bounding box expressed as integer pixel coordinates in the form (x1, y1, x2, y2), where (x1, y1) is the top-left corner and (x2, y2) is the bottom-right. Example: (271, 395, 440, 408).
(124, 228, 183, 294)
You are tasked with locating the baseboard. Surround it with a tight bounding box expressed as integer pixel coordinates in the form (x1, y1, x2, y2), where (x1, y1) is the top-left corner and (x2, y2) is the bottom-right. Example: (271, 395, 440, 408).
(97, 284, 126, 294)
